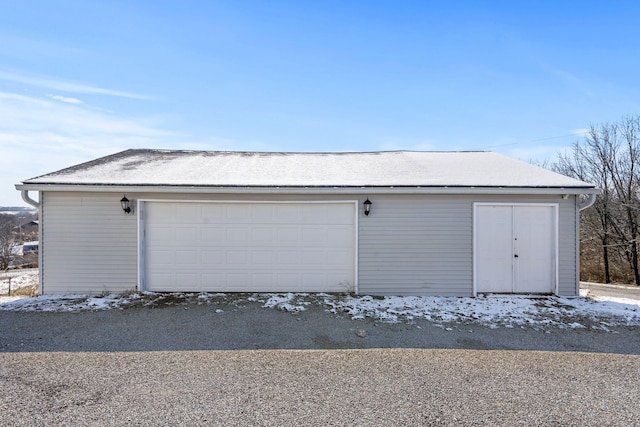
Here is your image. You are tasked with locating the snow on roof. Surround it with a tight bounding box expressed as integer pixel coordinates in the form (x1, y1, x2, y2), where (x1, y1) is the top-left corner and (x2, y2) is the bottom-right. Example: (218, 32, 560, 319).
(21, 149, 594, 189)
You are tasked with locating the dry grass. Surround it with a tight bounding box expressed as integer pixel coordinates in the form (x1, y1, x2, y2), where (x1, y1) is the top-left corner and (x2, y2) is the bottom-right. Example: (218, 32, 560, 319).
(580, 240, 636, 284)
(3, 283, 39, 297)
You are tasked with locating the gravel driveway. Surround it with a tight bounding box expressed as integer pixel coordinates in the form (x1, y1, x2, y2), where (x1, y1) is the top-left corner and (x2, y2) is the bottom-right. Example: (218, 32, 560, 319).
(2, 349, 640, 426)
(2, 297, 640, 425)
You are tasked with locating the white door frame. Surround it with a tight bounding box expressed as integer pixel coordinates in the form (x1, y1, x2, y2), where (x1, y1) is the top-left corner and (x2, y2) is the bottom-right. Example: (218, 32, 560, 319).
(136, 199, 359, 293)
(473, 202, 559, 296)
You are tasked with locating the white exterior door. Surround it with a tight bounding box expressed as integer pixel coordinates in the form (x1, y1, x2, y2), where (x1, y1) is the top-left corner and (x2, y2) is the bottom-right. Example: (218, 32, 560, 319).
(513, 206, 555, 293)
(475, 204, 556, 294)
(475, 206, 514, 293)
(142, 201, 356, 293)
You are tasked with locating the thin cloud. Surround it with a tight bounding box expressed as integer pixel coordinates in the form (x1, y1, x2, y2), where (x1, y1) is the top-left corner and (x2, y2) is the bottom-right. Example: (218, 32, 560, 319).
(0, 70, 153, 100)
(506, 145, 570, 164)
(571, 128, 589, 136)
(0, 92, 170, 138)
(0, 91, 259, 205)
(47, 94, 84, 104)
(0, 91, 173, 205)
(378, 140, 436, 152)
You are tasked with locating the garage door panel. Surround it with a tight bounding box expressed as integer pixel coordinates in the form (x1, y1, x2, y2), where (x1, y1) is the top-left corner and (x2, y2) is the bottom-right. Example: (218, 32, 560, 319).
(302, 228, 325, 242)
(148, 272, 172, 289)
(202, 228, 224, 240)
(277, 250, 300, 265)
(328, 250, 352, 265)
(202, 250, 224, 263)
(176, 272, 197, 283)
(175, 203, 200, 221)
(175, 250, 198, 265)
(225, 204, 251, 221)
(225, 274, 249, 287)
(328, 273, 348, 286)
(326, 204, 354, 223)
(147, 226, 173, 241)
(144, 202, 356, 292)
(251, 204, 276, 220)
(301, 205, 327, 222)
(252, 228, 275, 241)
(148, 250, 173, 264)
(302, 274, 324, 288)
(276, 274, 298, 287)
(251, 251, 274, 265)
(277, 228, 299, 242)
(227, 251, 248, 264)
(226, 228, 248, 242)
(202, 273, 223, 284)
(302, 250, 325, 265)
(201, 204, 225, 221)
(327, 227, 354, 246)
(276, 205, 300, 221)
(148, 203, 174, 222)
(175, 227, 198, 241)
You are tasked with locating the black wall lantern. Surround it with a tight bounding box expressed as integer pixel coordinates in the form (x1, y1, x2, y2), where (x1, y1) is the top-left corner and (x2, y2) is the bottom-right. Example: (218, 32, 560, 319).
(363, 198, 372, 216)
(120, 195, 132, 214)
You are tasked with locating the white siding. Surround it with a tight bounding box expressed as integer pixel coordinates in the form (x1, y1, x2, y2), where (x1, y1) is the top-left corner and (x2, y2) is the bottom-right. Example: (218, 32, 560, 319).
(39, 191, 579, 296)
(558, 196, 578, 295)
(41, 192, 138, 294)
(358, 195, 472, 296)
(358, 195, 576, 296)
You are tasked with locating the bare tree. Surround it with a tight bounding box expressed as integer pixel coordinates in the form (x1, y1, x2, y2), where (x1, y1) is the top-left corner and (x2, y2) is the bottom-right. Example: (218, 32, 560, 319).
(607, 116, 640, 285)
(0, 215, 18, 271)
(555, 115, 640, 285)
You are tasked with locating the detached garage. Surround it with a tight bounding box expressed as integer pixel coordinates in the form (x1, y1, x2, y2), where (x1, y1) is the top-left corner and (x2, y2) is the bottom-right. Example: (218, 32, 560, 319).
(16, 149, 597, 296)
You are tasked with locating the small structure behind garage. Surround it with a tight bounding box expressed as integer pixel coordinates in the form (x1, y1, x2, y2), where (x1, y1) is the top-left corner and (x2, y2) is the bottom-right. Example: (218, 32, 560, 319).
(16, 149, 597, 296)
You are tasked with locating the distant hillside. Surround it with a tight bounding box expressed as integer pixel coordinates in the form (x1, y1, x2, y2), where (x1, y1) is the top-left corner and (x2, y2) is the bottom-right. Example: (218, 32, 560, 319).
(0, 207, 37, 215)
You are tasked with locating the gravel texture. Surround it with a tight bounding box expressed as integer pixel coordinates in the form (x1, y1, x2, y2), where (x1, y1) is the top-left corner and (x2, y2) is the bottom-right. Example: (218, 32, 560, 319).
(2, 349, 640, 426)
(2, 298, 640, 425)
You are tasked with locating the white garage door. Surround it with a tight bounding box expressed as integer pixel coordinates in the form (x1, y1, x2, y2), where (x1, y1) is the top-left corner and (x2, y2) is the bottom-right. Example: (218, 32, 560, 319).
(142, 201, 356, 292)
(475, 204, 556, 294)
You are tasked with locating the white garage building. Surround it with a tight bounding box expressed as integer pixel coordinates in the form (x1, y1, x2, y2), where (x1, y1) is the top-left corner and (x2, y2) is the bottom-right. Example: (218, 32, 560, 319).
(16, 149, 597, 296)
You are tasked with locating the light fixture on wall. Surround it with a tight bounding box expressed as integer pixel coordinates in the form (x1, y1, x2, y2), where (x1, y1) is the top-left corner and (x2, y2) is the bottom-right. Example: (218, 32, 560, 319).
(120, 195, 132, 214)
(363, 198, 372, 216)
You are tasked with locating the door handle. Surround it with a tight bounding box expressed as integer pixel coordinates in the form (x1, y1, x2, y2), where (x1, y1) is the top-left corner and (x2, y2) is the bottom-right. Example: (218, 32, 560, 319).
(514, 254, 519, 258)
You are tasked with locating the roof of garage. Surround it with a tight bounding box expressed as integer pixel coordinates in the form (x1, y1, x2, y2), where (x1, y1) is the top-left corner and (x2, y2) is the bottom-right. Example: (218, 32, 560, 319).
(19, 149, 595, 190)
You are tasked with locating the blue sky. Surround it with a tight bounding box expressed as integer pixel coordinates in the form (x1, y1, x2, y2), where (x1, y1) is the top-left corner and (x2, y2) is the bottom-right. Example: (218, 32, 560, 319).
(1, 1, 639, 206)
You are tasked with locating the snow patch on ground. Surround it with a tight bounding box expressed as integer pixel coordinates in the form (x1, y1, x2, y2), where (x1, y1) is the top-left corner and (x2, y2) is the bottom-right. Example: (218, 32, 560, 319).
(0, 268, 38, 295)
(262, 293, 311, 312)
(321, 293, 640, 330)
(589, 295, 640, 306)
(1, 290, 639, 330)
(1, 271, 639, 330)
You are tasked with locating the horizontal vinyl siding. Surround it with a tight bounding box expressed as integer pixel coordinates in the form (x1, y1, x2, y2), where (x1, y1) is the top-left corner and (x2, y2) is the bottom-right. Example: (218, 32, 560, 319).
(358, 194, 579, 296)
(41, 192, 137, 294)
(557, 197, 578, 295)
(39, 191, 579, 296)
(358, 196, 473, 296)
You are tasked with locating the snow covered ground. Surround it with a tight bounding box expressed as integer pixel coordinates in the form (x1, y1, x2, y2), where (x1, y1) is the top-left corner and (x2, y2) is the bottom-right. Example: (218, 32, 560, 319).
(0, 268, 38, 296)
(1, 270, 639, 330)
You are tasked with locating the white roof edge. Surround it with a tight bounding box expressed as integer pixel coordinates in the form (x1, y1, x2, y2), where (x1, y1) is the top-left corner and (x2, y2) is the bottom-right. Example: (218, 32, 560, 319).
(15, 183, 600, 196)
